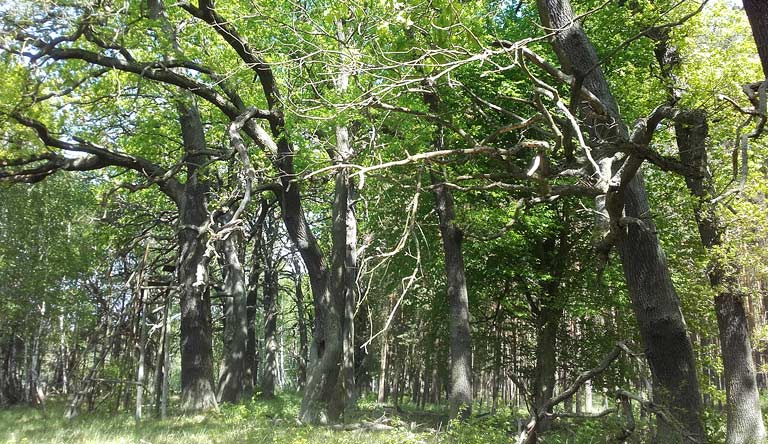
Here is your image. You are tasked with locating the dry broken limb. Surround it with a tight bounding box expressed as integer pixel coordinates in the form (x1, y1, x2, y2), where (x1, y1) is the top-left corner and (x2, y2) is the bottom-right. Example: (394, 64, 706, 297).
(517, 342, 638, 444)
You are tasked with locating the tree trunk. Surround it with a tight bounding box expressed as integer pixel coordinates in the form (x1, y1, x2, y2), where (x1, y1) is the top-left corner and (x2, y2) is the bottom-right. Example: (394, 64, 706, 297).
(531, 305, 562, 440)
(431, 171, 473, 420)
(491, 330, 501, 414)
(328, 163, 358, 420)
(135, 291, 146, 421)
(261, 251, 279, 399)
(422, 84, 473, 420)
(1, 332, 23, 406)
(244, 272, 258, 399)
(293, 262, 309, 390)
(675, 111, 766, 444)
(377, 333, 389, 404)
(535, 1, 704, 440)
(530, 217, 569, 441)
(28, 305, 44, 410)
(216, 214, 248, 404)
(58, 315, 69, 396)
(744, 0, 768, 79)
(354, 299, 372, 396)
(244, 202, 268, 399)
(286, 141, 336, 423)
(176, 100, 217, 412)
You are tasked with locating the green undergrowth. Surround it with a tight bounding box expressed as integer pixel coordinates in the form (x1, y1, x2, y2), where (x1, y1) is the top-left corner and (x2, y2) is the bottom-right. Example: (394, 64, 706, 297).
(0, 394, 511, 444)
(2, 394, 756, 444)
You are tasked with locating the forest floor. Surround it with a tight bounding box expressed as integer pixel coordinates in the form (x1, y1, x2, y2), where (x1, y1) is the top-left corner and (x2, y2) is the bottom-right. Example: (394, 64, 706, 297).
(3, 392, 761, 443)
(0, 393, 514, 444)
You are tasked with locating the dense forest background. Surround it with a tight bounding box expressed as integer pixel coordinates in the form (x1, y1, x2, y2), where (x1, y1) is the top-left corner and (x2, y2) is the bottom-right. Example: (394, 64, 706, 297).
(0, 0, 767, 443)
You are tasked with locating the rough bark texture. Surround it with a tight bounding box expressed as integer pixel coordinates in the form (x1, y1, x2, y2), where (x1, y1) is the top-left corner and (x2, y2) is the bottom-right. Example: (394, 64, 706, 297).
(354, 299, 372, 395)
(261, 237, 279, 399)
(431, 171, 473, 420)
(616, 178, 703, 442)
(744, 0, 768, 79)
(423, 86, 473, 421)
(300, 32, 358, 420)
(377, 332, 389, 404)
(327, 166, 358, 420)
(531, 306, 560, 438)
(177, 101, 217, 412)
(529, 225, 568, 442)
(183, 1, 339, 422)
(244, 264, 259, 399)
(1, 332, 23, 406)
(675, 111, 766, 444)
(245, 202, 268, 399)
(293, 263, 309, 390)
(535, 0, 704, 441)
(215, 215, 248, 404)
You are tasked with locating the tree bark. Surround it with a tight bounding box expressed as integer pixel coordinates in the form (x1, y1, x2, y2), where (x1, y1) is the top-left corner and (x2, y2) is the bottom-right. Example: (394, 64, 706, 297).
(328, 166, 358, 420)
(675, 111, 766, 444)
(215, 212, 248, 404)
(26, 306, 46, 413)
(244, 201, 269, 399)
(244, 266, 259, 399)
(135, 291, 147, 421)
(531, 305, 562, 439)
(529, 223, 569, 441)
(160, 289, 172, 419)
(293, 261, 309, 390)
(377, 332, 389, 404)
(300, 24, 359, 419)
(176, 100, 217, 412)
(744, 0, 768, 79)
(431, 170, 473, 420)
(422, 84, 473, 420)
(261, 237, 279, 399)
(58, 315, 69, 396)
(535, 0, 704, 441)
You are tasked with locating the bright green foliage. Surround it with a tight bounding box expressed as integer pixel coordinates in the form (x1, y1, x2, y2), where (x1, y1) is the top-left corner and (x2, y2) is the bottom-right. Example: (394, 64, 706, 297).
(0, 0, 766, 442)
(0, 175, 104, 325)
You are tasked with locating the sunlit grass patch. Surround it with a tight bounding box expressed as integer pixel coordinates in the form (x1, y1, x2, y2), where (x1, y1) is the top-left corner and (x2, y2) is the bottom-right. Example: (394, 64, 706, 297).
(0, 396, 450, 444)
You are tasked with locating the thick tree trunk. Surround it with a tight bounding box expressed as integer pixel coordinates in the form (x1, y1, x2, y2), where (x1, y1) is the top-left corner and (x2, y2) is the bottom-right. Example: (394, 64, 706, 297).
(299, 31, 359, 419)
(177, 101, 217, 412)
(1, 332, 23, 406)
(536, 1, 704, 440)
(177, 192, 216, 411)
(216, 215, 248, 404)
(744, 0, 768, 79)
(431, 172, 473, 420)
(244, 203, 268, 399)
(531, 305, 562, 439)
(293, 262, 309, 390)
(529, 226, 568, 441)
(354, 299, 372, 396)
(675, 111, 766, 444)
(423, 85, 473, 420)
(261, 254, 279, 399)
(286, 134, 337, 423)
(244, 271, 258, 399)
(327, 164, 358, 420)
(614, 111, 704, 444)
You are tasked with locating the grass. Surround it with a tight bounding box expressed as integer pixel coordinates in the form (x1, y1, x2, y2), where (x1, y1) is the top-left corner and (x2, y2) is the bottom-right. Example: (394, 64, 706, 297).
(0, 394, 466, 444)
(6, 393, 754, 444)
